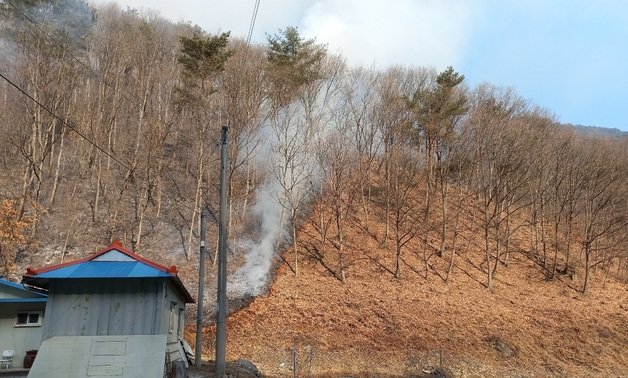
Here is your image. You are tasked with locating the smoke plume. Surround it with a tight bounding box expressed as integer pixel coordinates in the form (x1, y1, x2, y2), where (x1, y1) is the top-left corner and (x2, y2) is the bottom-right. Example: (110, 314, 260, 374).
(228, 179, 287, 298)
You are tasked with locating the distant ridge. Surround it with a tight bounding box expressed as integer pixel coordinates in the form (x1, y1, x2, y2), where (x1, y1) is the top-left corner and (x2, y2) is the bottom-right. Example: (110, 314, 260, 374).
(563, 123, 628, 138)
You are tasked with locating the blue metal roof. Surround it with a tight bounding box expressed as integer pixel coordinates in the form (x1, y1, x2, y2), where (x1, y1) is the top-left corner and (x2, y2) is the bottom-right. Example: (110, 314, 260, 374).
(34, 261, 173, 279)
(0, 297, 48, 303)
(23, 242, 195, 303)
(0, 278, 28, 290)
(0, 278, 48, 302)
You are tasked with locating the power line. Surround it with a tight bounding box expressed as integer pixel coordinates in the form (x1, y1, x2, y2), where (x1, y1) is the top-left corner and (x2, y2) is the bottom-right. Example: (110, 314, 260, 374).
(0, 70, 133, 173)
(2, 0, 228, 219)
(0, 69, 202, 215)
(246, 0, 261, 45)
(5, 0, 146, 116)
(2, 1, 207, 214)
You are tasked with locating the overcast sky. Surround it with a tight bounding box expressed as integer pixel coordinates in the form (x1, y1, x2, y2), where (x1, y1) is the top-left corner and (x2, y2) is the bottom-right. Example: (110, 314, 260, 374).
(90, 0, 628, 131)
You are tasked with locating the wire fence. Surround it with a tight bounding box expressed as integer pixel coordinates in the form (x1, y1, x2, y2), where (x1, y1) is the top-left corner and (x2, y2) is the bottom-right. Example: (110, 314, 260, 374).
(229, 342, 626, 378)
(194, 327, 620, 377)
(231, 345, 557, 378)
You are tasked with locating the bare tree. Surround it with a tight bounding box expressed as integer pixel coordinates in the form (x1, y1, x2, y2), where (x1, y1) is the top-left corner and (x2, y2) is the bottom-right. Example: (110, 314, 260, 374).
(344, 68, 381, 232)
(374, 67, 422, 243)
(578, 138, 627, 293)
(466, 84, 528, 288)
(313, 127, 357, 282)
(265, 27, 327, 276)
(220, 40, 267, 245)
(387, 129, 422, 279)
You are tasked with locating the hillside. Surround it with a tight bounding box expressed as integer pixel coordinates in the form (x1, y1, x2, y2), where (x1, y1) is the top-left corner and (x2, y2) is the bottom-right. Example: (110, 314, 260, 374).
(192, 205, 628, 377)
(565, 123, 628, 139)
(0, 4, 626, 376)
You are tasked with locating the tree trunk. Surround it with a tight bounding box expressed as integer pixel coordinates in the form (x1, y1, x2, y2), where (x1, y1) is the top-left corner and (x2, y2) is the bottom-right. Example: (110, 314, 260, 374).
(564, 212, 574, 271)
(485, 224, 492, 289)
(503, 206, 511, 266)
(583, 244, 591, 294)
(187, 140, 204, 260)
(395, 236, 401, 279)
(49, 123, 65, 208)
(337, 210, 345, 283)
(241, 160, 252, 221)
(292, 213, 298, 277)
(540, 201, 547, 269)
(135, 187, 149, 247)
(438, 181, 448, 257)
(384, 158, 390, 244)
(92, 155, 102, 223)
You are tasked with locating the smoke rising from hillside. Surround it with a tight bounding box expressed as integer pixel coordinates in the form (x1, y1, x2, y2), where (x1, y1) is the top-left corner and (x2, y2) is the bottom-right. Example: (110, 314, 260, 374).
(228, 179, 287, 297)
(227, 106, 318, 298)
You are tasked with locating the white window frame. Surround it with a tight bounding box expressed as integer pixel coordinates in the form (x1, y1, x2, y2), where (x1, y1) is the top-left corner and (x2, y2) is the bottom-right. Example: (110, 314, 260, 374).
(15, 311, 43, 327)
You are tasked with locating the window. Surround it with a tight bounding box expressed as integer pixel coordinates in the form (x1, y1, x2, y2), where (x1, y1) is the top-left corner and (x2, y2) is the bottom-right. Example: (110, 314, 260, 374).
(177, 308, 185, 339)
(169, 302, 177, 334)
(15, 311, 42, 327)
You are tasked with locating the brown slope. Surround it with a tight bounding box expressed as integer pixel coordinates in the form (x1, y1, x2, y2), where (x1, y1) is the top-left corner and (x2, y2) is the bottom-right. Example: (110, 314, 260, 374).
(193, 200, 628, 377)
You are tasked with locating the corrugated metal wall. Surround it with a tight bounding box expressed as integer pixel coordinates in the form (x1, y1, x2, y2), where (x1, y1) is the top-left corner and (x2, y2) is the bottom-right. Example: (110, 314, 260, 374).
(42, 278, 163, 340)
(162, 280, 187, 342)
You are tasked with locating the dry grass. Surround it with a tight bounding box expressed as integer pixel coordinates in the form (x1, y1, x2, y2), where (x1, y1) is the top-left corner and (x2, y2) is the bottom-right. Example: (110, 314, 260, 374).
(189, 194, 628, 377)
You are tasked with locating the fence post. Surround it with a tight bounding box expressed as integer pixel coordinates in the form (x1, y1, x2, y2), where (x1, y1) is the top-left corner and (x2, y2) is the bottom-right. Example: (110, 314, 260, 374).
(291, 347, 297, 378)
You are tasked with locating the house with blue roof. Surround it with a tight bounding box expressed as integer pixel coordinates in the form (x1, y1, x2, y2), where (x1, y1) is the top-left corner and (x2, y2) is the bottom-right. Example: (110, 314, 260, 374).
(21, 240, 195, 378)
(0, 277, 47, 370)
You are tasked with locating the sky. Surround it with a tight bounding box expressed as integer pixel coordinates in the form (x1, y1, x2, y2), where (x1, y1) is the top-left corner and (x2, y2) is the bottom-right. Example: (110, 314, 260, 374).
(90, 0, 628, 131)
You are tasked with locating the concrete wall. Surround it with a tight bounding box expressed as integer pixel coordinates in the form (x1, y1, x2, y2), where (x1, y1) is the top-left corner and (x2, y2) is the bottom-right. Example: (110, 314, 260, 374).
(0, 303, 45, 368)
(27, 335, 167, 378)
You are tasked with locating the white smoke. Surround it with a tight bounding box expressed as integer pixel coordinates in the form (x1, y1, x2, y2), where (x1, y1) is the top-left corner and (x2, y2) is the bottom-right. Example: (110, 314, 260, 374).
(228, 179, 288, 297)
(227, 101, 318, 298)
(299, 0, 480, 70)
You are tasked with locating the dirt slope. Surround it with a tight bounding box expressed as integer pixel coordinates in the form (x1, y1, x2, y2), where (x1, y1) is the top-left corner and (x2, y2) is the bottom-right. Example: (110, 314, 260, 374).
(192, 212, 628, 377)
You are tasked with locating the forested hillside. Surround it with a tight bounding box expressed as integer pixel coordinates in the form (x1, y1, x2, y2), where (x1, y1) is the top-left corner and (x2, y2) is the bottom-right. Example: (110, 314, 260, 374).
(0, 0, 627, 339)
(1, 1, 627, 375)
(1, 1, 626, 294)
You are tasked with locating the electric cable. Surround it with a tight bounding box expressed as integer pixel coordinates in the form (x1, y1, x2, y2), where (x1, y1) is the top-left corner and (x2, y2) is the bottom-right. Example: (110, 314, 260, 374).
(6, 0, 151, 116)
(246, 0, 261, 45)
(0, 70, 133, 173)
(0, 69, 202, 215)
(2, 0, 234, 225)
(1, 1, 216, 215)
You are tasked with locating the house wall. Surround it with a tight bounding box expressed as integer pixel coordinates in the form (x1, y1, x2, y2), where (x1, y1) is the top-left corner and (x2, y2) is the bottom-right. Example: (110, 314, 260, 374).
(160, 281, 187, 343)
(0, 302, 45, 368)
(27, 335, 168, 378)
(42, 278, 164, 340)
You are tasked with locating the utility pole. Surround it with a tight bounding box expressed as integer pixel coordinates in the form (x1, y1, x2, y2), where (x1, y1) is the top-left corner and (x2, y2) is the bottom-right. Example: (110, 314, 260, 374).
(195, 208, 207, 368)
(215, 126, 229, 377)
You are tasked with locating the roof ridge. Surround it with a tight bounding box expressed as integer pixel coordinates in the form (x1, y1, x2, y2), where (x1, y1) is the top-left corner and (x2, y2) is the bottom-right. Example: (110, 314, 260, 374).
(25, 240, 178, 276)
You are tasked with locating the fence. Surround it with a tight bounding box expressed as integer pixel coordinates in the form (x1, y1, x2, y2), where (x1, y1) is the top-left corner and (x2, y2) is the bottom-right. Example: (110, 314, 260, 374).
(233, 345, 544, 378)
